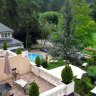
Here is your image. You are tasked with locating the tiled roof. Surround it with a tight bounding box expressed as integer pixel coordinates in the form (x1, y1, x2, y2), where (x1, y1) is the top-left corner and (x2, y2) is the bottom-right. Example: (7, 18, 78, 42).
(0, 38, 23, 47)
(0, 23, 14, 32)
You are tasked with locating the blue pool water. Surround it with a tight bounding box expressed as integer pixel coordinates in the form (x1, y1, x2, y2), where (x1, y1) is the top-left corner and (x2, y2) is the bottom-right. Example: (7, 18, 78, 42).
(28, 53, 43, 62)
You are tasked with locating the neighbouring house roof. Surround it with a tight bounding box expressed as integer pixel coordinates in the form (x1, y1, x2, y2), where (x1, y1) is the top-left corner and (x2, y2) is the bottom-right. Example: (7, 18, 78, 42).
(0, 23, 14, 33)
(0, 38, 23, 47)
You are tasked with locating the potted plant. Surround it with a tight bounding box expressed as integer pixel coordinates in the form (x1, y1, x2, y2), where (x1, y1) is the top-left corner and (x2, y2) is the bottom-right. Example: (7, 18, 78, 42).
(16, 48, 22, 55)
(35, 56, 42, 67)
(61, 64, 74, 95)
(61, 64, 73, 84)
(29, 81, 39, 96)
(3, 41, 8, 50)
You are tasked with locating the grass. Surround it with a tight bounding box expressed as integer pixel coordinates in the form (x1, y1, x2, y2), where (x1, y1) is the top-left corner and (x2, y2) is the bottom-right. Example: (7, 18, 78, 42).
(47, 59, 64, 70)
(82, 50, 94, 56)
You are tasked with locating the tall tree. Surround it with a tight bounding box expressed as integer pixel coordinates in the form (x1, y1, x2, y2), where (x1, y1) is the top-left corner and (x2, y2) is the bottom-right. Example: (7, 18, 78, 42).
(49, 0, 65, 12)
(49, 0, 78, 63)
(4, 0, 19, 28)
(14, 0, 40, 48)
(91, 2, 96, 22)
(72, 0, 96, 47)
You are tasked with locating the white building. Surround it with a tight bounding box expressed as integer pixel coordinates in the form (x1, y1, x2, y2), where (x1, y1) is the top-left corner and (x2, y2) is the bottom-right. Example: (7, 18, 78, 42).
(0, 23, 23, 50)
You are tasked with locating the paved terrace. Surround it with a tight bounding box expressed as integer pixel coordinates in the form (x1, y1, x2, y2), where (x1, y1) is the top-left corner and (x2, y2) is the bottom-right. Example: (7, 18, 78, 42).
(1, 72, 55, 96)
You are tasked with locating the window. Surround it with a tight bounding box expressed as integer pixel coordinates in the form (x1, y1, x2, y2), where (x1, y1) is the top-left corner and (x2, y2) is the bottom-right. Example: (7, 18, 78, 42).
(1, 33, 11, 38)
(1, 33, 4, 38)
(8, 33, 10, 37)
(5, 33, 7, 37)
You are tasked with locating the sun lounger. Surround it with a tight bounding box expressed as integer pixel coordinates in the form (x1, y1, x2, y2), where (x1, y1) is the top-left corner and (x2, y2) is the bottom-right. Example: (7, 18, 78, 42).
(49, 60, 58, 63)
(14, 79, 27, 88)
(14, 79, 28, 94)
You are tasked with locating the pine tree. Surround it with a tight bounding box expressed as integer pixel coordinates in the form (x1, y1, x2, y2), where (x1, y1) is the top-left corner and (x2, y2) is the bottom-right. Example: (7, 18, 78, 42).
(4, 0, 19, 28)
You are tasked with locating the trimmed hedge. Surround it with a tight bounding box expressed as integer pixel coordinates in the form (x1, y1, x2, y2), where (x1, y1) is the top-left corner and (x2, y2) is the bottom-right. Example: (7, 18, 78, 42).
(29, 81, 39, 96)
(35, 56, 42, 67)
(41, 60, 48, 68)
(3, 41, 8, 50)
(61, 64, 73, 84)
(16, 48, 22, 54)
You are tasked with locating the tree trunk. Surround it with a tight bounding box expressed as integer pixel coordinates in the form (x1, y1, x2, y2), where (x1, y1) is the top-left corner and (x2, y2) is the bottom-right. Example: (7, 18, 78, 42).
(26, 23, 28, 49)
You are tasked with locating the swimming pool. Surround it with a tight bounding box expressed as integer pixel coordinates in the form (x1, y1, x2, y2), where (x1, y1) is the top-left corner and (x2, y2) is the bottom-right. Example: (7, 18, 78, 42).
(28, 53, 43, 62)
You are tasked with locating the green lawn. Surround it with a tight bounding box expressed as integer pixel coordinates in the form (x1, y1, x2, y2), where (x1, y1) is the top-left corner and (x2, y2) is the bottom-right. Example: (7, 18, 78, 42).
(82, 50, 94, 56)
(47, 60, 64, 70)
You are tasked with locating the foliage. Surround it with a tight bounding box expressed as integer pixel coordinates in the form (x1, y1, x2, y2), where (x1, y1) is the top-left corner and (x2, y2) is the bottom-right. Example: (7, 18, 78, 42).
(86, 58, 94, 65)
(49, 0, 65, 12)
(16, 48, 22, 54)
(0, 0, 19, 28)
(82, 50, 94, 56)
(49, 0, 83, 65)
(74, 76, 94, 96)
(29, 81, 39, 96)
(72, 0, 96, 47)
(35, 56, 42, 67)
(74, 78, 84, 95)
(41, 60, 48, 68)
(16, 0, 40, 48)
(81, 75, 94, 93)
(91, 2, 96, 22)
(61, 64, 73, 84)
(87, 66, 96, 80)
(40, 22, 51, 44)
(3, 41, 8, 50)
(93, 52, 96, 64)
(39, 11, 61, 26)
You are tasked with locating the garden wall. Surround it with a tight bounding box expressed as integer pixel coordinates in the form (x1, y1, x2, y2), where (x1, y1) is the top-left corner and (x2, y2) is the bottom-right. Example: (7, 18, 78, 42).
(30, 62, 75, 96)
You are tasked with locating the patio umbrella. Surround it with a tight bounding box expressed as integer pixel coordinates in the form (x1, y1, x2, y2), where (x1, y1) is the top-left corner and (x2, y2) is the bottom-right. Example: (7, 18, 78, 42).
(4, 51, 11, 75)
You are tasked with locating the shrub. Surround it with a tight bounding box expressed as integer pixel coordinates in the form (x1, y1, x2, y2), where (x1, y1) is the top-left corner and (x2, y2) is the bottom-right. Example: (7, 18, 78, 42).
(93, 52, 96, 64)
(16, 48, 22, 54)
(87, 66, 96, 81)
(86, 58, 94, 65)
(35, 56, 42, 67)
(61, 64, 73, 84)
(3, 41, 8, 50)
(81, 75, 94, 93)
(29, 81, 39, 96)
(41, 60, 48, 68)
(74, 78, 84, 95)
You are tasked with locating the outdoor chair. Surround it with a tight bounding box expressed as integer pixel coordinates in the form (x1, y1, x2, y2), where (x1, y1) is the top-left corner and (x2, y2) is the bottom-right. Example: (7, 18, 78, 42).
(14, 79, 29, 94)
(49, 59, 58, 63)
(12, 68, 20, 81)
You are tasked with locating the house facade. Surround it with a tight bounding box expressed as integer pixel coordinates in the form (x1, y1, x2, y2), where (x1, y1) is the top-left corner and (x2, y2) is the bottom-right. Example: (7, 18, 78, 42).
(0, 23, 23, 50)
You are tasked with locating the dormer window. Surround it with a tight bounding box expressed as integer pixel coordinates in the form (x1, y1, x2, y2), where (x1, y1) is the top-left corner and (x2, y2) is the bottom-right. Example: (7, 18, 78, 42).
(5, 33, 7, 37)
(1, 33, 11, 38)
